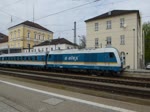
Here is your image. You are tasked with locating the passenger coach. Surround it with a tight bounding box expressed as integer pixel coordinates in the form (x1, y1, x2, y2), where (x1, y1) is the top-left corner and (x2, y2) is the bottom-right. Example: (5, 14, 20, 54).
(0, 52, 47, 68)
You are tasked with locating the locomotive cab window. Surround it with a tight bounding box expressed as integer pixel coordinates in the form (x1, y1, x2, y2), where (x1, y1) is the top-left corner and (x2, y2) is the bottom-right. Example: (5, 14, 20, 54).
(109, 52, 114, 58)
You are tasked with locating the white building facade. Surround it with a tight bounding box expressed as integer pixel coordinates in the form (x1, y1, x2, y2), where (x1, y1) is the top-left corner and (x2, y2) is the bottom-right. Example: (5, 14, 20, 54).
(85, 10, 144, 69)
(23, 38, 78, 53)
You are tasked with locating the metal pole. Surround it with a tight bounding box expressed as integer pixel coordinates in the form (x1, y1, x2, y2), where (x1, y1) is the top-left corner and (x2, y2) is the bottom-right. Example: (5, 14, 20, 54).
(8, 45, 10, 54)
(28, 44, 30, 52)
(74, 21, 76, 44)
(33, 0, 35, 23)
(133, 28, 135, 69)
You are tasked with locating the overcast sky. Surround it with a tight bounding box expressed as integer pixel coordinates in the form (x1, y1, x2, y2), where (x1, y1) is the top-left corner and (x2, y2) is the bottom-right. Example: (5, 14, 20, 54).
(0, 0, 149, 43)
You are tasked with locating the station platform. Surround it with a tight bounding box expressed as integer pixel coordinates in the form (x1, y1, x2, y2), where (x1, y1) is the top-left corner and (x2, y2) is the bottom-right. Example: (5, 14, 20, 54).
(0, 76, 149, 112)
(124, 69, 150, 78)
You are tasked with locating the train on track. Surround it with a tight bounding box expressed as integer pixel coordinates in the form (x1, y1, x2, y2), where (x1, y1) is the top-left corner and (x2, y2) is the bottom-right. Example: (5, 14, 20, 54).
(0, 47, 123, 75)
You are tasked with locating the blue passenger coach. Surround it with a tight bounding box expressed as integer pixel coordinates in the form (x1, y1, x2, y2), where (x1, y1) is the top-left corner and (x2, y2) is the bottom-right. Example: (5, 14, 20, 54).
(0, 52, 46, 68)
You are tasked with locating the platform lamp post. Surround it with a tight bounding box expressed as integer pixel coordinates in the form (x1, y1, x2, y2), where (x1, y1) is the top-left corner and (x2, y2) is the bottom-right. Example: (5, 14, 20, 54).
(133, 28, 135, 70)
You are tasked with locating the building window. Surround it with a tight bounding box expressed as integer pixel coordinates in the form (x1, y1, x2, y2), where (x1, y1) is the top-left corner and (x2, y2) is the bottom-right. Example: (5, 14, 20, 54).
(43, 34, 44, 40)
(14, 31, 16, 39)
(51, 48, 53, 51)
(36, 33, 38, 39)
(95, 38, 99, 48)
(46, 48, 48, 52)
(120, 18, 125, 28)
(106, 37, 111, 45)
(18, 30, 20, 38)
(10, 32, 12, 40)
(34, 33, 36, 39)
(106, 20, 111, 29)
(120, 35, 125, 45)
(95, 23, 99, 31)
(48, 35, 50, 40)
(39, 34, 40, 40)
(27, 32, 30, 38)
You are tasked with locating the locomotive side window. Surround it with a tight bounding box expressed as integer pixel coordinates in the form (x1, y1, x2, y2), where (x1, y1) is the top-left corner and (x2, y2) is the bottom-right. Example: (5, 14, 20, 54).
(22, 57, 24, 60)
(48, 55, 51, 59)
(109, 52, 114, 58)
(41, 56, 44, 61)
(35, 56, 37, 61)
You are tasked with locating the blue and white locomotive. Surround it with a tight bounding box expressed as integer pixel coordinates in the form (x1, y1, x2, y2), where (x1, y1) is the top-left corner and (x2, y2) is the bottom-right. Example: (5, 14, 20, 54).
(0, 47, 123, 74)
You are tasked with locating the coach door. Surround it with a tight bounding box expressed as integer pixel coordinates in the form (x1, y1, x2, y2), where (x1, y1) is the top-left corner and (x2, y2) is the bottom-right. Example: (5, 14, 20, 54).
(104, 53, 110, 67)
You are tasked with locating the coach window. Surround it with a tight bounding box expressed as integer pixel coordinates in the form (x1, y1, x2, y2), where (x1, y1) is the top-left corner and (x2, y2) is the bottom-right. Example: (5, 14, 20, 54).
(35, 56, 37, 61)
(41, 56, 44, 61)
(22, 57, 24, 60)
(49, 55, 51, 59)
(109, 53, 114, 58)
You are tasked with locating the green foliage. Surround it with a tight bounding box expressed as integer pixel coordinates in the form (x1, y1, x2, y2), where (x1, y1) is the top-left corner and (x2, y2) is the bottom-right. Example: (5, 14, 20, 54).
(143, 22, 150, 63)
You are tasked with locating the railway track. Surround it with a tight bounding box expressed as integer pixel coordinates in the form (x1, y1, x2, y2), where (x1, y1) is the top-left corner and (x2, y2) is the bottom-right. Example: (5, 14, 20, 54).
(0, 67, 150, 88)
(0, 68, 150, 100)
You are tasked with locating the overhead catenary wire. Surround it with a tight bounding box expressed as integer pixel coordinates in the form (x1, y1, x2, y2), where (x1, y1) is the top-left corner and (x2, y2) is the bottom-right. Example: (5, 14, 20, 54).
(35, 0, 101, 21)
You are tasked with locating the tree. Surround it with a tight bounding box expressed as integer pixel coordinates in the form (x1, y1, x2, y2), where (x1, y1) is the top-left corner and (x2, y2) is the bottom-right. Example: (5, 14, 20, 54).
(143, 22, 150, 64)
(79, 35, 86, 49)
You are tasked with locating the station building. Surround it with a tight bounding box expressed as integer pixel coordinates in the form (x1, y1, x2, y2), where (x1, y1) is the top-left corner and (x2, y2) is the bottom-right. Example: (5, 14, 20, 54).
(8, 21, 53, 52)
(85, 10, 144, 69)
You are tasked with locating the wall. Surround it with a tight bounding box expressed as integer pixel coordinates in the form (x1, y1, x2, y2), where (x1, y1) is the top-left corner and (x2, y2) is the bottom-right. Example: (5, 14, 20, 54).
(86, 13, 143, 69)
(8, 24, 53, 51)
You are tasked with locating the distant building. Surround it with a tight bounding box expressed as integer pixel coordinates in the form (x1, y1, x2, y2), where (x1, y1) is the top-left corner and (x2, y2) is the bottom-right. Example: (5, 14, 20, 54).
(85, 10, 144, 69)
(0, 33, 22, 54)
(8, 21, 53, 52)
(0, 33, 8, 54)
(23, 38, 78, 53)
